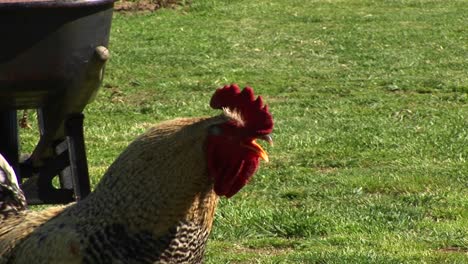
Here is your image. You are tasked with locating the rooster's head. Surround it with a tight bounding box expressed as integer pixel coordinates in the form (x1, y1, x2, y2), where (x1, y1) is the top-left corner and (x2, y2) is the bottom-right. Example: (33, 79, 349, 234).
(206, 84, 274, 198)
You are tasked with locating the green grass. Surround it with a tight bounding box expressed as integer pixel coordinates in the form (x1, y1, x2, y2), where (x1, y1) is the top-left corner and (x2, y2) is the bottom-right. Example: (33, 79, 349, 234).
(22, 0, 467, 262)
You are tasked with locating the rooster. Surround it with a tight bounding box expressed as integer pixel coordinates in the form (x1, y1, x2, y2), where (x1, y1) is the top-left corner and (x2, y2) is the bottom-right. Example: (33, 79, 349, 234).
(0, 84, 273, 264)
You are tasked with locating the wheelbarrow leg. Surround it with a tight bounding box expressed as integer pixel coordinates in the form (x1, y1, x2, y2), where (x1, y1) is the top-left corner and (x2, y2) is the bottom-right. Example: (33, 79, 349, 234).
(22, 112, 91, 204)
(64, 113, 91, 201)
(0, 110, 20, 179)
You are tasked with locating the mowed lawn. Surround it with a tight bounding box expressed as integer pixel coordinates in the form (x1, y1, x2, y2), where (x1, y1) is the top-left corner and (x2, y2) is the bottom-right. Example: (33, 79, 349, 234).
(22, 0, 467, 263)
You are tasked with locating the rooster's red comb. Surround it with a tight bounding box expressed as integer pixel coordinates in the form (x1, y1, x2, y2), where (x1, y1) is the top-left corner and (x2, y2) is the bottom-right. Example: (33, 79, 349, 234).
(210, 84, 273, 136)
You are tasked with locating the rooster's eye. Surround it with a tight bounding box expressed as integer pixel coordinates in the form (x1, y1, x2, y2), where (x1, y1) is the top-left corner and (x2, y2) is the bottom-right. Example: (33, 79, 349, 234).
(208, 125, 222, 136)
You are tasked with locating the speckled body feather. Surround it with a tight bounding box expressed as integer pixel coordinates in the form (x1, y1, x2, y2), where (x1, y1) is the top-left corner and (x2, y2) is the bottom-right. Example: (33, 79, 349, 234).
(0, 154, 26, 220)
(0, 116, 227, 264)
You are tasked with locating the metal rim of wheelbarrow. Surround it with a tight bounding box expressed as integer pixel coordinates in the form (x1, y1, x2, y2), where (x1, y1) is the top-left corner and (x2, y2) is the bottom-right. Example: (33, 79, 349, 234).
(0, 0, 115, 10)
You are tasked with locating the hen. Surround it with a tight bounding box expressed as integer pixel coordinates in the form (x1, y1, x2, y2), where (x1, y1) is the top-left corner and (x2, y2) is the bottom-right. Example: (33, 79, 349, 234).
(0, 84, 273, 263)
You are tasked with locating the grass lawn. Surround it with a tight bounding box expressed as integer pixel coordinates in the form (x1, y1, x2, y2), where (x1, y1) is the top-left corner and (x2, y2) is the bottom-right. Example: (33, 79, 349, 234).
(22, 0, 467, 262)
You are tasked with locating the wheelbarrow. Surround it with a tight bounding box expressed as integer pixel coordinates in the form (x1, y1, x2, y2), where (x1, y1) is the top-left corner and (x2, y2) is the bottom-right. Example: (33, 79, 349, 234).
(0, 0, 115, 205)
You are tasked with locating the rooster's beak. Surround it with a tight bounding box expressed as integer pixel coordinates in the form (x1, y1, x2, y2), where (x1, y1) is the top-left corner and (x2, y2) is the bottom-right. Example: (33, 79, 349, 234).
(243, 135, 272, 162)
(258, 135, 273, 146)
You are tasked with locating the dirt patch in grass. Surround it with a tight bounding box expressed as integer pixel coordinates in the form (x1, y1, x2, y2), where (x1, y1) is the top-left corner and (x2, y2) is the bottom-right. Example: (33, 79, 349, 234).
(437, 247, 468, 254)
(115, 0, 185, 12)
(232, 244, 294, 257)
(316, 167, 338, 174)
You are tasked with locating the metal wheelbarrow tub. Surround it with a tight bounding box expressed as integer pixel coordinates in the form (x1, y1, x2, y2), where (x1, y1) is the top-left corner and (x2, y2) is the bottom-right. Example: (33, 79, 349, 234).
(0, 0, 115, 204)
